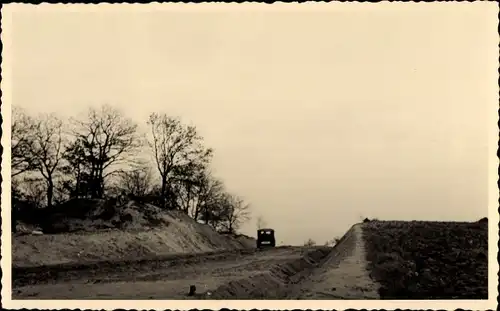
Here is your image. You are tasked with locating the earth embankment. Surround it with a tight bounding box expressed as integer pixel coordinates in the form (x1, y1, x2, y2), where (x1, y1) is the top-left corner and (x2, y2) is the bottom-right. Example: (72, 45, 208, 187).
(13, 198, 255, 268)
(361, 219, 489, 299)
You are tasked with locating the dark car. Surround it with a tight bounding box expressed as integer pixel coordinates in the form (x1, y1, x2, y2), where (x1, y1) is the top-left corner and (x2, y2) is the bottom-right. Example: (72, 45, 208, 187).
(257, 228, 276, 248)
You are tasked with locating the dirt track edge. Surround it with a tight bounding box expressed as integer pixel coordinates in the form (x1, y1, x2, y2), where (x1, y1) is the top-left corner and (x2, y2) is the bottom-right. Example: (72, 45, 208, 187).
(205, 224, 361, 299)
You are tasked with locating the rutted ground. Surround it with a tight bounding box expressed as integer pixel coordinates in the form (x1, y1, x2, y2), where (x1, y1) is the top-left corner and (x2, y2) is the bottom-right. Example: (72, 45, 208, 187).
(13, 223, 376, 300)
(13, 246, 323, 299)
(207, 246, 333, 299)
(205, 224, 379, 300)
(12, 210, 489, 300)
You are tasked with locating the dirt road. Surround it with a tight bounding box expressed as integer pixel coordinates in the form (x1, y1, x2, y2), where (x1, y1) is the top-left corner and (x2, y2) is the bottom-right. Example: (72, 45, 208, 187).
(13, 224, 381, 300)
(13, 246, 323, 299)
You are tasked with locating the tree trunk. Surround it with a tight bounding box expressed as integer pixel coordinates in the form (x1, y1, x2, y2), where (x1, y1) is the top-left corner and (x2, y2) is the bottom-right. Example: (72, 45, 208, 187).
(47, 179, 54, 208)
(93, 162, 104, 199)
(89, 162, 97, 198)
(75, 170, 81, 199)
(161, 174, 167, 209)
(203, 206, 210, 224)
(97, 166, 104, 198)
(194, 205, 200, 221)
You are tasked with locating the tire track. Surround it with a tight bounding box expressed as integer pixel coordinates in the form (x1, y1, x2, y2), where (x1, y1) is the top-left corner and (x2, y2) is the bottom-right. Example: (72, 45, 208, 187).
(13, 247, 281, 287)
(12, 246, 307, 299)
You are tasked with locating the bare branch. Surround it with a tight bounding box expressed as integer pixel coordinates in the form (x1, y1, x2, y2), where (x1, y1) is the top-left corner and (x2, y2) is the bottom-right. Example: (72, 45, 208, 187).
(22, 112, 65, 207)
(65, 104, 141, 198)
(11, 107, 37, 177)
(147, 113, 213, 209)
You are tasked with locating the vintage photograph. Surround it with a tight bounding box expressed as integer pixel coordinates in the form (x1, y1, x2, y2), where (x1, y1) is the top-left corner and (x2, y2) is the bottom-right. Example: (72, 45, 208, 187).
(1, 2, 498, 310)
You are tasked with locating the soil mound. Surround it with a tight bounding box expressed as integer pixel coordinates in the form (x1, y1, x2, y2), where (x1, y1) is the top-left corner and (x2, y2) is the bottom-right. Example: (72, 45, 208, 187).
(361, 220, 488, 299)
(12, 198, 255, 268)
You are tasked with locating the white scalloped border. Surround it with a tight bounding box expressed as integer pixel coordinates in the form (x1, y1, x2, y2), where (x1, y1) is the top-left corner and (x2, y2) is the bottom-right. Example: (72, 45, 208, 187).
(1, 2, 498, 310)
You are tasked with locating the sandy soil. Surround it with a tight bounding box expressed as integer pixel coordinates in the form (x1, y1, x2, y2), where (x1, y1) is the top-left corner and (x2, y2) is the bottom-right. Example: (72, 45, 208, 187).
(12, 219, 489, 300)
(289, 225, 379, 299)
(13, 247, 311, 299)
(13, 210, 254, 268)
(13, 224, 379, 300)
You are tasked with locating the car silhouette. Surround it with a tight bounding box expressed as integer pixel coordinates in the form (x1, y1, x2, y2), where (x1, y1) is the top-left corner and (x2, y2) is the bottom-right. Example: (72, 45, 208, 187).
(257, 228, 276, 248)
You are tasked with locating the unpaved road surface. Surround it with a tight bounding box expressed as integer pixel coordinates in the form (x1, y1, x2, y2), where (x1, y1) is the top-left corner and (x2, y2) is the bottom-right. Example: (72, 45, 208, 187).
(13, 224, 380, 300)
(13, 247, 319, 299)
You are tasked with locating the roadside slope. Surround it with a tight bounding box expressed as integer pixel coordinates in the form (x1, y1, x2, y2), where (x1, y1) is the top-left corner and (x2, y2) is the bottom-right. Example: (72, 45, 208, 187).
(289, 224, 380, 299)
(361, 220, 488, 299)
(206, 223, 380, 300)
(13, 200, 255, 268)
(207, 246, 332, 299)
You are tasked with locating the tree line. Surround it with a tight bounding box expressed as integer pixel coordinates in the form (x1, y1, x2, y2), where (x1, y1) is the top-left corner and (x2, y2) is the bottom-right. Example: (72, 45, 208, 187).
(11, 104, 250, 234)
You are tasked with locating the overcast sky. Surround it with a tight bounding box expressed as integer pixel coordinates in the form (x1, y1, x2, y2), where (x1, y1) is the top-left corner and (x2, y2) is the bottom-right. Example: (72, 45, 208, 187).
(7, 3, 497, 245)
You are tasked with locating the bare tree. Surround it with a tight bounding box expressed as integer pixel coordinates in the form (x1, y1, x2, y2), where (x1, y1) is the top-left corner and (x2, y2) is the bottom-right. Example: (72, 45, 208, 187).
(186, 171, 225, 222)
(24, 113, 64, 208)
(217, 194, 251, 234)
(170, 162, 204, 213)
(117, 163, 154, 197)
(70, 104, 141, 198)
(172, 176, 200, 217)
(59, 140, 90, 199)
(147, 113, 212, 209)
(11, 176, 47, 233)
(11, 107, 37, 232)
(19, 177, 47, 209)
(172, 168, 226, 222)
(11, 107, 36, 177)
